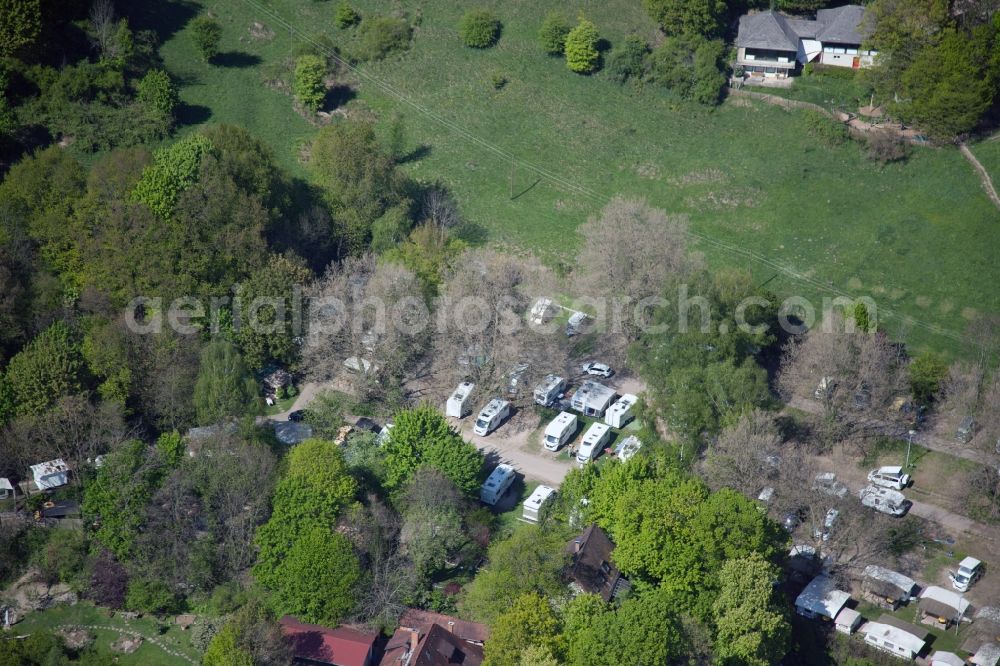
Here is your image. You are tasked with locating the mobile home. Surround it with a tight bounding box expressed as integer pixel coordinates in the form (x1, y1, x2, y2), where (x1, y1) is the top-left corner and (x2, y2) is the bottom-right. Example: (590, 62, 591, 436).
(614, 435, 642, 462)
(863, 615, 928, 660)
(604, 393, 637, 428)
(570, 381, 616, 418)
(446, 381, 475, 419)
(480, 464, 516, 506)
(859, 485, 908, 516)
(522, 485, 556, 523)
(533, 374, 566, 407)
(577, 422, 612, 464)
(474, 399, 511, 436)
(544, 412, 577, 451)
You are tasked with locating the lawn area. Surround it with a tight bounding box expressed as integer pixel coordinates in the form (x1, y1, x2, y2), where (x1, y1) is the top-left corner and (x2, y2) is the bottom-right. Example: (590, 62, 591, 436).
(142, 0, 1000, 356)
(968, 139, 1000, 192)
(15, 602, 202, 665)
(757, 69, 870, 111)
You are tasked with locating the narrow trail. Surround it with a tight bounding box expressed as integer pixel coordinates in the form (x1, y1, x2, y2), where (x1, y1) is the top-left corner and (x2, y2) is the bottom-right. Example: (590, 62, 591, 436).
(959, 143, 1000, 211)
(53, 623, 199, 664)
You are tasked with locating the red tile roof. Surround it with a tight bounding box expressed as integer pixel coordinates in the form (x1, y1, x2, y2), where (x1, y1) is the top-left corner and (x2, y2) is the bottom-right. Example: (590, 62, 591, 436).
(279, 616, 376, 666)
(397, 609, 488, 644)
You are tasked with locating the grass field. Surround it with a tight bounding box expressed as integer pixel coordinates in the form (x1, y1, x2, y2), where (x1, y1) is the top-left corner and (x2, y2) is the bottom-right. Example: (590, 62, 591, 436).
(139, 0, 1000, 356)
(15, 603, 201, 665)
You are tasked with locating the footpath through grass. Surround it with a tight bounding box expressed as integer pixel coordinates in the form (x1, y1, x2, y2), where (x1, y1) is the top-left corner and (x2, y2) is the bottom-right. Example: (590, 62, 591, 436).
(146, 0, 1000, 356)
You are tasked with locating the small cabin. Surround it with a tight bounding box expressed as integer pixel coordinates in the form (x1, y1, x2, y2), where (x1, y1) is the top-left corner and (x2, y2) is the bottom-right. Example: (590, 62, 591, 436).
(30, 459, 69, 490)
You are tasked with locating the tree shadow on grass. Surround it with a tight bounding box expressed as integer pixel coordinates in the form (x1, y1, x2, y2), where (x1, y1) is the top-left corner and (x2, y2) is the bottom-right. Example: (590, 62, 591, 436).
(124, 0, 200, 44)
(212, 51, 263, 68)
(397, 144, 431, 164)
(453, 221, 489, 245)
(323, 85, 356, 111)
(176, 103, 212, 127)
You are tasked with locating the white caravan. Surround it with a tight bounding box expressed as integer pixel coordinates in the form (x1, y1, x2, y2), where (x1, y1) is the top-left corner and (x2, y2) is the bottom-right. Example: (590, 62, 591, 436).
(544, 412, 577, 451)
(474, 398, 511, 436)
(859, 485, 908, 516)
(480, 464, 516, 506)
(533, 374, 566, 407)
(446, 381, 475, 418)
(522, 485, 556, 523)
(577, 422, 612, 464)
(614, 435, 642, 462)
(604, 394, 637, 428)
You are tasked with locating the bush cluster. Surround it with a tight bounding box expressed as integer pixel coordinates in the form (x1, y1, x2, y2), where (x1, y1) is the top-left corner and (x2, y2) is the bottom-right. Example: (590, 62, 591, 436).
(459, 10, 501, 48)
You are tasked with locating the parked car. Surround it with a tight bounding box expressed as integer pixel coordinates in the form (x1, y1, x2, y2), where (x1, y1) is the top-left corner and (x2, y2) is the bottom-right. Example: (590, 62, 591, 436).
(867, 466, 910, 490)
(813, 472, 848, 499)
(813, 508, 839, 542)
(581, 361, 613, 378)
(288, 410, 306, 422)
(949, 557, 983, 592)
(782, 508, 805, 532)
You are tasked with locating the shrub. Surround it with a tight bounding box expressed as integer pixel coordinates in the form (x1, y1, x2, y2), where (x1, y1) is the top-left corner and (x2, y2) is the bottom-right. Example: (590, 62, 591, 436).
(490, 72, 508, 90)
(126, 578, 182, 615)
(334, 1, 360, 29)
(131, 133, 213, 218)
(606, 35, 648, 84)
(136, 69, 178, 118)
(538, 11, 570, 55)
(190, 15, 222, 62)
(865, 130, 909, 164)
(565, 17, 600, 74)
(353, 15, 411, 61)
(649, 35, 725, 104)
(459, 10, 501, 48)
(803, 110, 849, 146)
(294, 54, 327, 112)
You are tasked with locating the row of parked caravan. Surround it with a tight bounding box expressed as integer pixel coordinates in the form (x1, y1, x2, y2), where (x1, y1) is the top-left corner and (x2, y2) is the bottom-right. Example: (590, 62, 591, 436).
(478, 463, 559, 524)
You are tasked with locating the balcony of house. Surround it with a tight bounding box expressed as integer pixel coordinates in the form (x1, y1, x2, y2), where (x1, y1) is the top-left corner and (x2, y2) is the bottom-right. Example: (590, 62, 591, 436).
(735, 48, 797, 84)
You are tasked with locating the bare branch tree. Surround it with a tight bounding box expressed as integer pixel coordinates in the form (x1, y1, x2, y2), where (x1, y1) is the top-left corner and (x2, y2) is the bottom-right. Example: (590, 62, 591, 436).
(574, 196, 700, 357)
(701, 409, 782, 497)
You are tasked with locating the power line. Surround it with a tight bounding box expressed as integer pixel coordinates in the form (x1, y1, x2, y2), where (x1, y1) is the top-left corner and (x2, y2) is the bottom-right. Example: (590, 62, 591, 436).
(239, 0, 968, 346)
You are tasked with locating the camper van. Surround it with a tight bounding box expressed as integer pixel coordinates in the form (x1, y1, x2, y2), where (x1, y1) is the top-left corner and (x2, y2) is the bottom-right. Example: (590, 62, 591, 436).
(533, 374, 566, 407)
(604, 394, 637, 428)
(522, 485, 556, 523)
(577, 422, 612, 464)
(544, 412, 577, 451)
(480, 464, 516, 506)
(614, 435, 642, 462)
(867, 466, 910, 490)
(859, 485, 908, 516)
(474, 399, 511, 436)
(446, 381, 475, 418)
(949, 557, 983, 592)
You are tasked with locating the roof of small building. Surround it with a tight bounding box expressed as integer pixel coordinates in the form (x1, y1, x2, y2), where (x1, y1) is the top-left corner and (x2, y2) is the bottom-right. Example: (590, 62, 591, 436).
(398, 609, 489, 644)
(274, 421, 313, 445)
(964, 617, 1000, 655)
(930, 650, 965, 666)
(380, 623, 484, 666)
(795, 575, 851, 619)
(567, 524, 627, 603)
(279, 616, 376, 666)
(816, 5, 870, 44)
(865, 614, 928, 654)
(919, 586, 971, 619)
(736, 5, 869, 51)
(863, 565, 917, 599)
(737, 11, 801, 51)
(30, 459, 68, 476)
(835, 607, 861, 627)
(973, 644, 1000, 666)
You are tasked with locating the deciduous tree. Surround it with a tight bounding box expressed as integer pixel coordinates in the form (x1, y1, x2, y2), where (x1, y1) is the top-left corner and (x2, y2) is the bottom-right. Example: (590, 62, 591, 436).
(483, 593, 562, 666)
(713, 553, 790, 666)
(193, 339, 258, 424)
(565, 17, 600, 74)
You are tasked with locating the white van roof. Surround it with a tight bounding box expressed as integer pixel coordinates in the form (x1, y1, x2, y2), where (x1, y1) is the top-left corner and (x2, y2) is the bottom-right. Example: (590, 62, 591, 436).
(877, 465, 903, 475)
(524, 485, 556, 508)
(535, 374, 564, 392)
(546, 412, 575, 433)
(582, 422, 610, 445)
(450, 381, 474, 401)
(479, 398, 509, 418)
(483, 464, 515, 490)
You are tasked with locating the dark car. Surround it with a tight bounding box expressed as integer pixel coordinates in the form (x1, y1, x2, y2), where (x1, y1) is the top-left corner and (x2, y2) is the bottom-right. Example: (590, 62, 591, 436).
(288, 410, 306, 422)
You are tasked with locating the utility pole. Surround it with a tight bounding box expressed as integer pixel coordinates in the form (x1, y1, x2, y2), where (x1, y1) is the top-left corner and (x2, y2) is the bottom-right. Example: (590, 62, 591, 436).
(906, 429, 916, 468)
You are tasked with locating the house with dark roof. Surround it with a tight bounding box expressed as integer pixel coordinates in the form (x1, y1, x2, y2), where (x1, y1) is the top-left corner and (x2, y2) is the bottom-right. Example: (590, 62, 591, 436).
(735, 5, 876, 81)
(279, 616, 377, 666)
(379, 612, 487, 666)
(566, 524, 630, 602)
